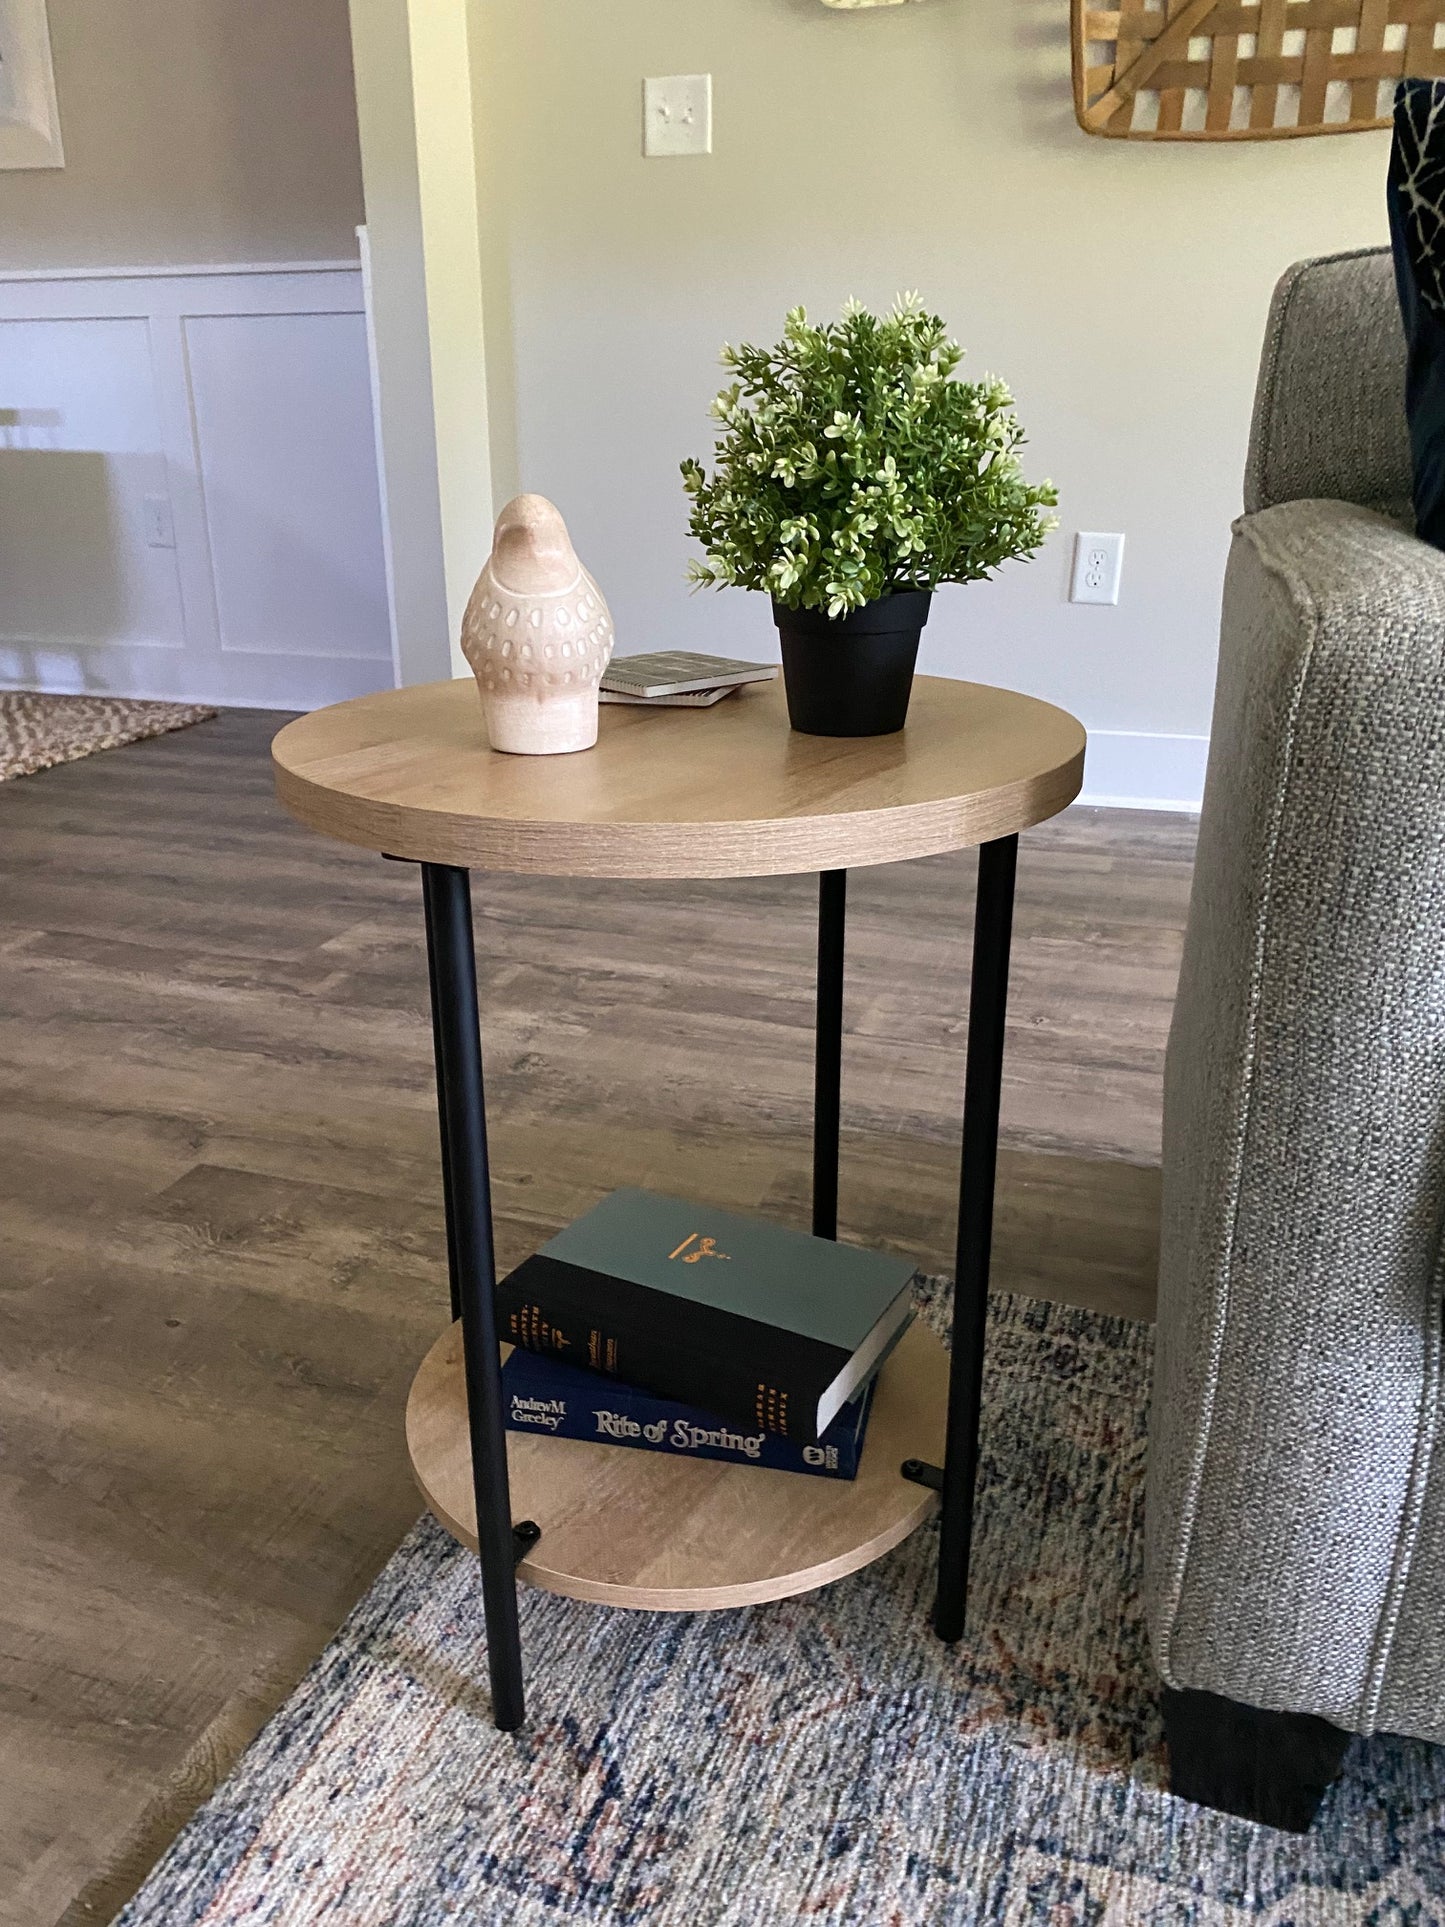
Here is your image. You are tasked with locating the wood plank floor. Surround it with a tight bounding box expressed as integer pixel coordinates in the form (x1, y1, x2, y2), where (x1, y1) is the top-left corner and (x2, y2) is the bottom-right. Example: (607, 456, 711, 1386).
(0, 708, 1196, 1927)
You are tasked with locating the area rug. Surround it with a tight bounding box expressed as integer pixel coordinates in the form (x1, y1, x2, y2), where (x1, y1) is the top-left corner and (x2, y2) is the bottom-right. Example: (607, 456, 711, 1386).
(0, 690, 217, 781)
(114, 1287, 1445, 1927)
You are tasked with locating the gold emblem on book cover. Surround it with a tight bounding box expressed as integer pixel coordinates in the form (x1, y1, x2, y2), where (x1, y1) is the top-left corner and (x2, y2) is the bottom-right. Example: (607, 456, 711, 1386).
(669, 1232, 731, 1264)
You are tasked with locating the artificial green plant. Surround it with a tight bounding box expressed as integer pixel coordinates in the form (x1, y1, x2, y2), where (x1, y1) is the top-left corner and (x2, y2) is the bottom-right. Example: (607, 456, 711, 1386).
(681, 295, 1058, 618)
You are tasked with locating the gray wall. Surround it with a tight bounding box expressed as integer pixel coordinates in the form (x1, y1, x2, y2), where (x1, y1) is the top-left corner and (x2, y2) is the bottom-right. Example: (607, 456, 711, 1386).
(0, 0, 364, 269)
(473, 0, 1391, 803)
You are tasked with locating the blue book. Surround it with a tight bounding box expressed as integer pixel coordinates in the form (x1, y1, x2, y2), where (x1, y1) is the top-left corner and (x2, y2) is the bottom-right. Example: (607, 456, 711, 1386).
(502, 1347, 874, 1480)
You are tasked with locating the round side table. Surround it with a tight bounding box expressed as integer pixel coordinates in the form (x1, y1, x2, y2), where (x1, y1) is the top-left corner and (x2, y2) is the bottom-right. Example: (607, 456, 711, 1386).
(273, 674, 1085, 1731)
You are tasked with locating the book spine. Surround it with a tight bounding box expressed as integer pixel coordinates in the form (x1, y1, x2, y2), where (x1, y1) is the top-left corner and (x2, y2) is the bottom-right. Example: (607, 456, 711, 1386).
(496, 1253, 844, 1443)
(503, 1354, 863, 1479)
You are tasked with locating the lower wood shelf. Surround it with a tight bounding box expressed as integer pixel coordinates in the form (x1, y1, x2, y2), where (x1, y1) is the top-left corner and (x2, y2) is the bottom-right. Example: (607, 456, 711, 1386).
(406, 1319, 949, 1613)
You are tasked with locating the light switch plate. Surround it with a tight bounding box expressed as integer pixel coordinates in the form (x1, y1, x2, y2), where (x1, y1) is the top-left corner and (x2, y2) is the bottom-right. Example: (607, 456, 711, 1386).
(643, 74, 712, 157)
(1070, 530, 1125, 605)
(143, 492, 176, 549)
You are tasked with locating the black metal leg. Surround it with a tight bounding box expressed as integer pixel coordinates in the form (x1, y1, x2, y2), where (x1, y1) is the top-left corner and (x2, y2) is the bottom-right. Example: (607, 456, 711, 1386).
(813, 869, 847, 1241)
(934, 835, 1018, 1643)
(421, 862, 527, 1730)
(425, 914, 463, 1323)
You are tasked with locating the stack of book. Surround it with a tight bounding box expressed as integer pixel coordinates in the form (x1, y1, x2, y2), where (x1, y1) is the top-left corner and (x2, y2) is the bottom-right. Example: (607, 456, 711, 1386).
(498, 1189, 917, 1482)
(599, 652, 778, 709)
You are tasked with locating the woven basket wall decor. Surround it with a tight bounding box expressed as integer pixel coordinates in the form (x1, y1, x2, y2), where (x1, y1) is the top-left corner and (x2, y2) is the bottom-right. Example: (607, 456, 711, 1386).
(1072, 0, 1445, 139)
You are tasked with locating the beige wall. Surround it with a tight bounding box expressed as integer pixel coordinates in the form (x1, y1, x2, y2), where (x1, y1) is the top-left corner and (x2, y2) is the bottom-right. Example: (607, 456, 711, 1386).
(472, 0, 1391, 795)
(0, 0, 364, 270)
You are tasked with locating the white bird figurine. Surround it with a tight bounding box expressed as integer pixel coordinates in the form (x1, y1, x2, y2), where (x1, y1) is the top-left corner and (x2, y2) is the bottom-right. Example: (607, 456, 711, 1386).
(461, 495, 615, 755)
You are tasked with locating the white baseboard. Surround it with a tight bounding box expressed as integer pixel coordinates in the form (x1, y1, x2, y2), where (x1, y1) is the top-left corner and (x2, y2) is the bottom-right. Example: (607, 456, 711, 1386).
(1079, 730, 1208, 813)
(0, 648, 391, 711)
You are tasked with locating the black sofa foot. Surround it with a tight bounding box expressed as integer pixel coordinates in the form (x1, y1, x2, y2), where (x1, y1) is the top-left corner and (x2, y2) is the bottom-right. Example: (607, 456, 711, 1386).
(1161, 1687, 1352, 1832)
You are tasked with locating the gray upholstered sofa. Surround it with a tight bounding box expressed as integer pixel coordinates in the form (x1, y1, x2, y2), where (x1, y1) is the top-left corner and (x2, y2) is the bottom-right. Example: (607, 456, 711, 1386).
(1145, 247, 1445, 1831)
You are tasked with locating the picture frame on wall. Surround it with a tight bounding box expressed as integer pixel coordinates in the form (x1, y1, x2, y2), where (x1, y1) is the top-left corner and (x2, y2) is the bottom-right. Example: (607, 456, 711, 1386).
(0, 0, 64, 170)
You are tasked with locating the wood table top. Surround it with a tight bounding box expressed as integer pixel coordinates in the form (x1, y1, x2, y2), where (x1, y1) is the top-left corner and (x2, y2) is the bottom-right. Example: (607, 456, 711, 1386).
(272, 675, 1085, 879)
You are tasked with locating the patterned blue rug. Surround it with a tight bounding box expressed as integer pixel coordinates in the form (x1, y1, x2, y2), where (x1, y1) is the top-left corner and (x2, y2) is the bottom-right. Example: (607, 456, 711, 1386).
(116, 1289, 1445, 1926)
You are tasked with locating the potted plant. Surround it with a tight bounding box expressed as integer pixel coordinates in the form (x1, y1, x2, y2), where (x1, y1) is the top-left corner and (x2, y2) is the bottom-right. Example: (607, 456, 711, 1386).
(681, 296, 1058, 737)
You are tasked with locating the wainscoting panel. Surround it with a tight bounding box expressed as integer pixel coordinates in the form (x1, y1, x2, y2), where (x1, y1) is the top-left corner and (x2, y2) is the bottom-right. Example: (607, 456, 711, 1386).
(0, 315, 185, 672)
(0, 263, 397, 709)
(184, 311, 391, 667)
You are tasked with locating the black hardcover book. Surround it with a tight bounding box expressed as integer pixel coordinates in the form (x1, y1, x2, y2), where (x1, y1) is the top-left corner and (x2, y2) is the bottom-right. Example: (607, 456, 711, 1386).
(496, 1188, 916, 1444)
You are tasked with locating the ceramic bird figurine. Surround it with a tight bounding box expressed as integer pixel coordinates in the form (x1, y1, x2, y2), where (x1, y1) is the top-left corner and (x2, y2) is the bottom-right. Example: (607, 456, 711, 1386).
(461, 495, 615, 755)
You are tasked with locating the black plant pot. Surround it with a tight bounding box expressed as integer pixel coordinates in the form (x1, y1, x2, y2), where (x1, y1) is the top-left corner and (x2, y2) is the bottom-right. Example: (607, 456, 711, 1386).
(772, 591, 932, 737)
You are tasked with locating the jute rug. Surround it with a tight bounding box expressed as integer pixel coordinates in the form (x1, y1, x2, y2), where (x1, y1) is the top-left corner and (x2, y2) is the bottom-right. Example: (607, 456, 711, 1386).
(114, 1288, 1445, 1927)
(0, 690, 217, 781)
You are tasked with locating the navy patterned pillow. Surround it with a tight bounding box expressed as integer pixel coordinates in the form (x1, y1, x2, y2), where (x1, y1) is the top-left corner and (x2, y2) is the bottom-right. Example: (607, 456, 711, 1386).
(1389, 78, 1445, 549)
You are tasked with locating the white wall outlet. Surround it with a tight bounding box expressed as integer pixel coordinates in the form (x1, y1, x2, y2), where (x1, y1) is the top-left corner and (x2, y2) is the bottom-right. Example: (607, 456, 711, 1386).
(643, 75, 712, 157)
(1070, 530, 1124, 605)
(142, 492, 176, 549)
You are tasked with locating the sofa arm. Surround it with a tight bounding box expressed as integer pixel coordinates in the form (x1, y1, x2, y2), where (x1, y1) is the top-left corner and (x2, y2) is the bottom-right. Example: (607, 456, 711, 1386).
(1244, 249, 1411, 520)
(1146, 497, 1445, 1742)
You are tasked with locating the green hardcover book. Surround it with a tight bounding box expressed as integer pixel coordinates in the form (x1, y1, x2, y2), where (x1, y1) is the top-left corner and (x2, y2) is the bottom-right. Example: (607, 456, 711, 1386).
(496, 1189, 916, 1444)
